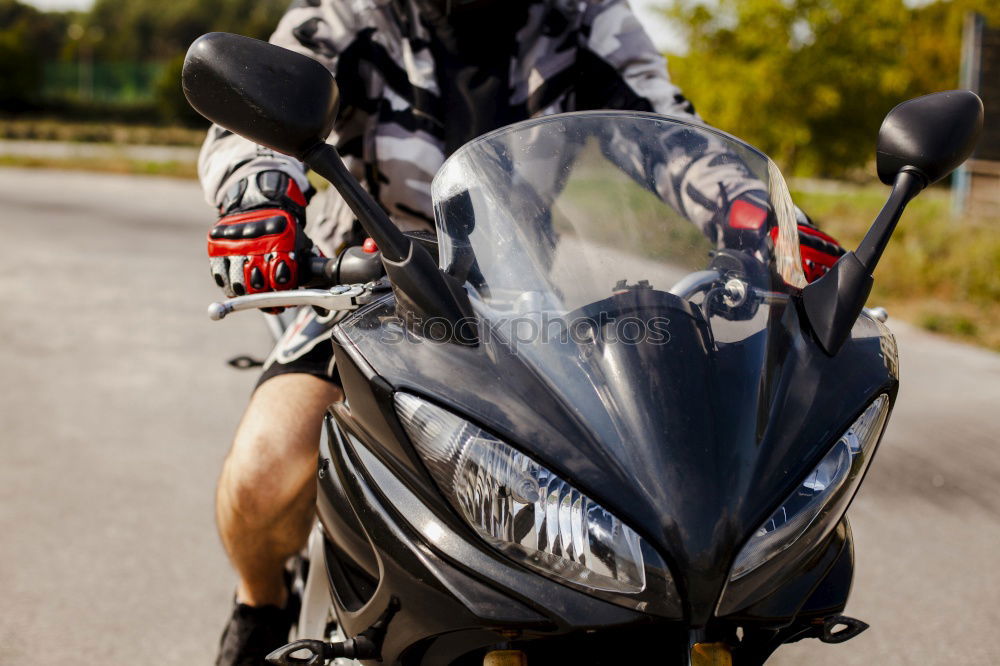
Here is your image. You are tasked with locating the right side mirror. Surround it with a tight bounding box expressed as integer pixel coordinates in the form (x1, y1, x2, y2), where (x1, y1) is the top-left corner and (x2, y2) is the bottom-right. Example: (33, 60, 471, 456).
(182, 32, 340, 159)
(802, 90, 983, 357)
(876, 90, 984, 187)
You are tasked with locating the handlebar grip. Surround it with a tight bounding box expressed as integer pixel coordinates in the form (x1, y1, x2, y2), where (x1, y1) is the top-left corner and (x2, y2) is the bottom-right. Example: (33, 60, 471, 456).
(308, 256, 338, 283)
(304, 247, 385, 287)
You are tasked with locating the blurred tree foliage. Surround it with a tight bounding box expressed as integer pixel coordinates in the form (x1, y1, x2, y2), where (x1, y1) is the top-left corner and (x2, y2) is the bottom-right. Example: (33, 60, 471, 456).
(84, 0, 288, 123)
(0, 0, 286, 119)
(0, 0, 72, 108)
(85, 0, 287, 61)
(154, 54, 203, 125)
(665, 0, 1000, 177)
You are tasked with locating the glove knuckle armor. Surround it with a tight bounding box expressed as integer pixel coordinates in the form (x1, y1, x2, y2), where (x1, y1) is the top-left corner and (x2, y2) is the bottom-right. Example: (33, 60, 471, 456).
(207, 170, 313, 298)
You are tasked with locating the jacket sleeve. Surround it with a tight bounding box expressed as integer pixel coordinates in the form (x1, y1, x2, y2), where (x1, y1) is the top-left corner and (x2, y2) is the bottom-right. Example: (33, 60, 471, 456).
(579, 0, 768, 238)
(197, 0, 360, 212)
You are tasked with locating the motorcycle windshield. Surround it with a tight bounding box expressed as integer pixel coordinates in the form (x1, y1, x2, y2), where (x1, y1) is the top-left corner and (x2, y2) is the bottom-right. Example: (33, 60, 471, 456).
(433, 110, 805, 361)
(430, 113, 812, 589)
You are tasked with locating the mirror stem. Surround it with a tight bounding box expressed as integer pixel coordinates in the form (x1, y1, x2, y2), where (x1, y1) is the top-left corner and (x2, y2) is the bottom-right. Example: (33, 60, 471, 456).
(855, 169, 925, 272)
(801, 168, 924, 356)
(301, 141, 476, 344)
(301, 142, 411, 262)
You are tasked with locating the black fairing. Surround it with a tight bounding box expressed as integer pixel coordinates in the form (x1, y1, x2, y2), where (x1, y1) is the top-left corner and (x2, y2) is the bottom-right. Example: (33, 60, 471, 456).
(332, 292, 897, 626)
(315, 396, 856, 663)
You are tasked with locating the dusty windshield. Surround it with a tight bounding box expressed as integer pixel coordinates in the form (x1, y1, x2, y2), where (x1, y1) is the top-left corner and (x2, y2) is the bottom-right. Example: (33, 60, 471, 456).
(428, 112, 806, 451)
(432, 112, 804, 343)
(346, 112, 815, 475)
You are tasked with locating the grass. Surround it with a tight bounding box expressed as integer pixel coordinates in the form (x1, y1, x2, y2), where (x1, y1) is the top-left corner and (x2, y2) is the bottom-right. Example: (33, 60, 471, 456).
(792, 184, 1000, 351)
(0, 118, 205, 147)
(0, 154, 198, 179)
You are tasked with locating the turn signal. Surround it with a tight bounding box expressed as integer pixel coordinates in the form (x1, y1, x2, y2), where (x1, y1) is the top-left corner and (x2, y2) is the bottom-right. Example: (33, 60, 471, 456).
(691, 642, 732, 666)
(484, 650, 527, 666)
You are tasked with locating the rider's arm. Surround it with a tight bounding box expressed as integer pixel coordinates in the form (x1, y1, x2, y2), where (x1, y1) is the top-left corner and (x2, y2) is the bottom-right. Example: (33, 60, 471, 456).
(576, 0, 843, 281)
(198, 1, 371, 295)
(576, 0, 761, 233)
(198, 1, 358, 212)
(576, 0, 698, 120)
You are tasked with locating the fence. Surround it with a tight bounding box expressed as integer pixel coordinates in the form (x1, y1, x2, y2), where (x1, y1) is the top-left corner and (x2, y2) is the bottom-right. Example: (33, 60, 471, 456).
(954, 13, 1000, 218)
(42, 61, 165, 104)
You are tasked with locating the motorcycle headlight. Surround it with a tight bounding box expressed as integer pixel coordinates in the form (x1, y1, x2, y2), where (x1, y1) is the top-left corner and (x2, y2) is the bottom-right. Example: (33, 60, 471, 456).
(395, 392, 679, 612)
(728, 394, 890, 582)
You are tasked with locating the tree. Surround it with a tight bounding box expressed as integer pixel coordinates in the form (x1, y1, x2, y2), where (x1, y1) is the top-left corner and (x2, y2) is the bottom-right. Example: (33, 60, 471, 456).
(0, 0, 73, 108)
(663, 0, 1000, 178)
(85, 0, 288, 61)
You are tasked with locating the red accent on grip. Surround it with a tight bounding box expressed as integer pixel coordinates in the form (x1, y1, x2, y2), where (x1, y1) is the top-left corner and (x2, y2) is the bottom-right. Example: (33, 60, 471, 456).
(207, 209, 298, 258)
(728, 199, 768, 230)
(208, 208, 302, 294)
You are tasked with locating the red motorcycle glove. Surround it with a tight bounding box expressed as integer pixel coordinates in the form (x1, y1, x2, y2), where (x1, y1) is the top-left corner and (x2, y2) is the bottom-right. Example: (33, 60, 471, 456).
(207, 170, 313, 298)
(795, 223, 845, 283)
(723, 194, 845, 283)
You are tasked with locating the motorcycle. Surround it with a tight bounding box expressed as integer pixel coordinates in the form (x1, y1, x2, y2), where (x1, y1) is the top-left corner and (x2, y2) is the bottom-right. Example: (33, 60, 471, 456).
(182, 32, 983, 666)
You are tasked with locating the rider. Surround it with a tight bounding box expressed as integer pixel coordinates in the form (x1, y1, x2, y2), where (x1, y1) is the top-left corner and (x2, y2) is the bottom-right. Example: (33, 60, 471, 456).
(199, 1, 845, 663)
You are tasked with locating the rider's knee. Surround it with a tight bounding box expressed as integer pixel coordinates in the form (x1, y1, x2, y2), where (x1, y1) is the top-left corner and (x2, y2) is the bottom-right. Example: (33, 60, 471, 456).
(219, 374, 341, 524)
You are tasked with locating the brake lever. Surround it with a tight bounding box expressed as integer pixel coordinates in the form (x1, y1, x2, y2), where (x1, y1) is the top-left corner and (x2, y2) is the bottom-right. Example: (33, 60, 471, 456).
(207, 282, 387, 321)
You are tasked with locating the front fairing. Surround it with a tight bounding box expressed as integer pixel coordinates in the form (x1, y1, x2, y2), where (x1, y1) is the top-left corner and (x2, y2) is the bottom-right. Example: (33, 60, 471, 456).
(336, 294, 896, 623)
(335, 112, 898, 623)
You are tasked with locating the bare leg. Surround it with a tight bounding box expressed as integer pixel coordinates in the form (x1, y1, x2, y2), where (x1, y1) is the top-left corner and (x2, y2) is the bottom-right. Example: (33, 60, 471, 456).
(216, 373, 343, 607)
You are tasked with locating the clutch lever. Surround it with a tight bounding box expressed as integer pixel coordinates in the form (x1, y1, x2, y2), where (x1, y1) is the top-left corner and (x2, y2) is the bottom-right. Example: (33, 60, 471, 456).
(207, 281, 386, 321)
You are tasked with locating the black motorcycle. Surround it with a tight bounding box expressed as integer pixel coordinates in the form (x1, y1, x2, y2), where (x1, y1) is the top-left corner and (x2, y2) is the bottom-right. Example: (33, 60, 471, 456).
(183, 33, 982, 666)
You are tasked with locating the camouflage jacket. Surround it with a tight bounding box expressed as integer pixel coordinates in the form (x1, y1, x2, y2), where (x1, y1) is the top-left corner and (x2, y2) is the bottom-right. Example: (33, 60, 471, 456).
(198, 0, 745, 256)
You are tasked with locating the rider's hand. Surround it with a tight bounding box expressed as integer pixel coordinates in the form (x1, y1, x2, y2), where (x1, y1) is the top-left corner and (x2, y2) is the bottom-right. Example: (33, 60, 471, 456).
(722, 193, 844, 283)
(719, 191, 771, 251)
(796, 221, 845, 283)
(207, 171, 313, 298)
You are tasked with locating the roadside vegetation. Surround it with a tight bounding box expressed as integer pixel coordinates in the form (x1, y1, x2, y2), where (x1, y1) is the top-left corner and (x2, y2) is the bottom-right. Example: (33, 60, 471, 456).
(793, 185, 1000, 350)
(0, 0, 286, 124)
(1, 118, 204, 146)
(0, 154, 197, 178)
(665, 0, 1000, 178)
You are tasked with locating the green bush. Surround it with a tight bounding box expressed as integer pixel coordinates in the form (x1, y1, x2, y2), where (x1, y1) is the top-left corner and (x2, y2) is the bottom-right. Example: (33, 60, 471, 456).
(0, 0, 69, 108)
(154, 54, 205, 126)
(793, 184, 1000, 349)
(0, 29, 41, 108)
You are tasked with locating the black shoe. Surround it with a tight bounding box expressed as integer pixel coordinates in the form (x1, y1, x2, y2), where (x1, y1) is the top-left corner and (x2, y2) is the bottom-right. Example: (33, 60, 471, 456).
(216, 602, 293, 666)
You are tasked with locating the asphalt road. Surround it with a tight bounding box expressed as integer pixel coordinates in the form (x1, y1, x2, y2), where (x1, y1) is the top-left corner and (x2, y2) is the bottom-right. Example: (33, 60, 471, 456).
(1, 167, 998, 665)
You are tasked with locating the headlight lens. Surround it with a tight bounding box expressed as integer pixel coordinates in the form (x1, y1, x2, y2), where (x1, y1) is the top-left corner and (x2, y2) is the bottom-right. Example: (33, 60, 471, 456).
(729, 394, 890, 581)
(395, 392, 647, 594)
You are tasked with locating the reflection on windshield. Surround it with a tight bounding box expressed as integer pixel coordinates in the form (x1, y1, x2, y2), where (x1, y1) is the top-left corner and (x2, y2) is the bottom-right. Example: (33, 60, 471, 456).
(433, 111, 803, 319)
(341, 115, 836, 551)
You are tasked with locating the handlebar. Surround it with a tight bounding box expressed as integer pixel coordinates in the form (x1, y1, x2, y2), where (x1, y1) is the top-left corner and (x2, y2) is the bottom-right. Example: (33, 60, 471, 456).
(304, 246, 385, 288)
(207, 245, 389, 321)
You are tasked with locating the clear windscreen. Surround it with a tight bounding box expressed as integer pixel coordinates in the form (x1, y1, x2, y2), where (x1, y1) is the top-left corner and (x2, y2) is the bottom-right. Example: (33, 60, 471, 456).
(433, 112, 804, 318)
(428, 112, 806, 463)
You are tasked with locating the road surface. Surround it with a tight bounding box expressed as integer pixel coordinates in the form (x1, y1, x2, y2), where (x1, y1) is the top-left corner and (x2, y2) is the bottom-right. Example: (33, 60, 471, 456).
(1, 168, 998, 664)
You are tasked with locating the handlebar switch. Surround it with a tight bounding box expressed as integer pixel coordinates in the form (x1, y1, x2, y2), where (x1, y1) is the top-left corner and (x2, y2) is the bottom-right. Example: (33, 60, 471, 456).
(337, 245, 385, 284)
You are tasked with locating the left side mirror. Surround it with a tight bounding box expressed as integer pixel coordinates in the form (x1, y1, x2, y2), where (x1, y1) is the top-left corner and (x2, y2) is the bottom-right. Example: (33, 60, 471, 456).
(182, 32, 339, 159)
(181, 32, 476, 342)
(803, 90, 983, 357)
(876, 90, 983, 187)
